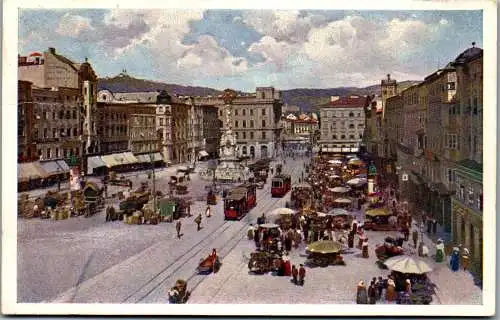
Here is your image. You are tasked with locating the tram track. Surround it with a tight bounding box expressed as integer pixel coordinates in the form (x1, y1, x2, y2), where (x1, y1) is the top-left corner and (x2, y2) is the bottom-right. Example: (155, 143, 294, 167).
(133, 157, 306, 303)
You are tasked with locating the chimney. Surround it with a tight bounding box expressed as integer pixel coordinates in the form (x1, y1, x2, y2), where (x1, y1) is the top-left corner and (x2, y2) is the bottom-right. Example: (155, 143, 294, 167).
(330, 96, 340, 102)
(387, 74, 391, 81)
(48, 47, 56, 54)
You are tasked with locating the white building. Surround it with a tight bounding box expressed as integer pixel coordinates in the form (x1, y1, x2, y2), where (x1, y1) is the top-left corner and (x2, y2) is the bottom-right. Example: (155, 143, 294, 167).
(319, 96, 366, 153)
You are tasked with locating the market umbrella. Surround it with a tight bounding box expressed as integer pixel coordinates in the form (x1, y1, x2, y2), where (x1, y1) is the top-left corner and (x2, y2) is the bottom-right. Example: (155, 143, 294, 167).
(294, 183, 312, 189)
(317, 212, 327, 217)
(328, 159, 342, 165)
(329, 174, 341, 179)
(330, 186, 351, 193)
(384, 255, 433, 274)
(268, 208, 295, 217)
(334, 198, 352, 204)
(306, 240, 343, 254)
(327, 208, 351, 216)
(347, 178, 367, 186)
(260, 223, 280, 229)
(356, 173, 367, 178)
(348, 159, 364, 166)
(366, 208, 391, 217)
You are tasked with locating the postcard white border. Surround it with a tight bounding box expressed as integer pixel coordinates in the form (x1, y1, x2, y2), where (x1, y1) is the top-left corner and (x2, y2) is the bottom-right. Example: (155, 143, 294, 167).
(2, 0, 497, 316)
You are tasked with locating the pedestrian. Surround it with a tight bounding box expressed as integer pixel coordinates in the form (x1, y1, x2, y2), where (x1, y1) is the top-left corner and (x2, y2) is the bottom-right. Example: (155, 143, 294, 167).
(376, 276, 385, 300)
(195, 214, 202, 231)
(356, 281, 368, 304)
(450, 247, 460, 271)
(362, 239, 369, 258)
(254, 228, 261, 250)
(435, 238, 445, 263)
(412, 229, 419, 248)
(462, 247, 471, 271)
(248, 224, 255, 240)
(205, 205, 211, 217)
(176, 220, 182, 239)
(432, 219, 438, 235)
(298, 264, 306, 286)
(291, 265, 298, 285)
(386, 278, 397, 302)
(368, 280, 377, 304)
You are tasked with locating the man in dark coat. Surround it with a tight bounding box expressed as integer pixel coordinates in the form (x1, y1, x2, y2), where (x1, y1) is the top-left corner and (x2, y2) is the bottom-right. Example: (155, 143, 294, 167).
(412, 229, 419, 248)
(298, 264, 306, 286)
(291, 265, 298, 284)
(368, 281, 377, 304)
(195, 214, 202, 231)
(176, 220, 182, 239)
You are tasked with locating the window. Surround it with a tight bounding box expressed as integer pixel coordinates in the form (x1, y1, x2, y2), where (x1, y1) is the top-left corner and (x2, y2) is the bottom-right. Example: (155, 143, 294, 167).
(332, 135, 337, 140)
(473, 97, 478, 115)
(447, 82, 456, 90)
(52, 128, 57, 138)
(262, 132, 266, 140)
(242, 132, 246, 139)
(59, 111, 64, 119)
(262, 120, 266, 127)
(250, 120, 254, 128)
(66, 128, 71, 137)
(46, 148, 51, 159)
(73, 110, 77, 119)
(243, 120, 246, 128)
(250, 109, 254, 116)
(359, 133, 363, 139)
(341, 135, 346, 140)
(235, 132, 239, 139)
(43, 111, 48, 120)
(446, 134, 457, 149)
(349, 123, 355, 129)
(349, 135, 355, 139)
(250, 132, 254, 139)
(235, 121, 239, 128)
(55, 148, 59, 158)
(235, 110, 238, 116)
(63, 149, 68, 158)
(262, 109, 266, 116)
(43, 128, 48, 138)
(242, 109, 246, 116)
(349, 112, 354, 117)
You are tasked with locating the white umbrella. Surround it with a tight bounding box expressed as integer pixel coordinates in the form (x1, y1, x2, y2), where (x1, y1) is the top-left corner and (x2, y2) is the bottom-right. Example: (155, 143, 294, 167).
(347, 178, 368, 186)
(328, 159, 342, 165)
(334, 198, 352, 204)
(330, 186, 350, 193)
(326, 208, 351, 216)
(268, 208, 295, 217)
(329, 174, 340, 179)
(384, 255, 433, 274)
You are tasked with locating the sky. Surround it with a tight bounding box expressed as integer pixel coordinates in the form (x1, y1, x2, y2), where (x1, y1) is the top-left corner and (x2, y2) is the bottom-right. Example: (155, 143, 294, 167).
(19, 9, 483, 91)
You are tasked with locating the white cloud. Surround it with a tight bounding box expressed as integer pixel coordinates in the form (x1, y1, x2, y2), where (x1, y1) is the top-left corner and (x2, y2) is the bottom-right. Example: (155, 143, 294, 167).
(242, 10, 324, 43)
(176, 35, 248, 77)
(248, 36, 297, 70)
(56, 13, 93, 37)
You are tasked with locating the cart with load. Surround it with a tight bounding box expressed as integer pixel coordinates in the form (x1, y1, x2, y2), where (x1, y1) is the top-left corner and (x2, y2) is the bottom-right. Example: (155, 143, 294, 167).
(159, 197, 190, 222)
(375, 236, 405, 262)
(247, 251, 281, 274)
(197, 250, 221, 274)
(363, 208, 397, 231)
(108, 172, 132, 187)
(168, 279, 190, 304)
(206, 189, 217, 205)
(119, 192, 150, 214)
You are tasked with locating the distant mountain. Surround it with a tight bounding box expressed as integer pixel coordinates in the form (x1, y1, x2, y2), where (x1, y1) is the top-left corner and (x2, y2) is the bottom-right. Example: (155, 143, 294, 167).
(97, 73, 420, 111)
(97, 73, 223, 97)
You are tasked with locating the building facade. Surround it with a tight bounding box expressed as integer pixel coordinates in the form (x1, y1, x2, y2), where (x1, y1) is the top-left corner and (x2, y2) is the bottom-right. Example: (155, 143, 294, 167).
(319, 96, 366, 153)
(193, 87, 283, 159)
(202, 105, 221, 158)
(18, 81, 35, 162)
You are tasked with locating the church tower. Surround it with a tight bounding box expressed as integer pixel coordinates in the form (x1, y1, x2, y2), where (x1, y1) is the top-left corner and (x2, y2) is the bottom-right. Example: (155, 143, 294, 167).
(381, 74, 397, 112)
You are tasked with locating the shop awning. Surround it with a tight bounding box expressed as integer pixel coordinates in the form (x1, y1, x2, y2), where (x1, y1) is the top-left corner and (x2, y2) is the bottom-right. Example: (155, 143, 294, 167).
(87, 156, 106, 174)
(153, 152, 164, 162)
(56, 160, 70, 173)
(18, 162, 47, 181)
(123, 152, 138, 164)
(113, 153, 129, 165)
(101, 154, 119, 168)
(134, 154, 148, 163)
(39, 160, 62, 176)
(199, 150, 209, 157)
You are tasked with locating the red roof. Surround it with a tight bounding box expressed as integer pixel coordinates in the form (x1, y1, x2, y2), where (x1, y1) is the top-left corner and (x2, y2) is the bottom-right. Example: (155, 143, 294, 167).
(30, 52, 42, 57)
(325, 97, 367, 108)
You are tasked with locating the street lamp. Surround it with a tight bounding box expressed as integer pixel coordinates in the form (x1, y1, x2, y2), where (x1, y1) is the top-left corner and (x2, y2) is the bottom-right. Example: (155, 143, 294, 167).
(140, 133, 156, 212)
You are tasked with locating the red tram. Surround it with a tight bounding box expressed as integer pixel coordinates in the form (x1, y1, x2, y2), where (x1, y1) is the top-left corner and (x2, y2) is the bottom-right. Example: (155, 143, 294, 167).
(223, 184, 257, 220)
(271, 174, 292, 197)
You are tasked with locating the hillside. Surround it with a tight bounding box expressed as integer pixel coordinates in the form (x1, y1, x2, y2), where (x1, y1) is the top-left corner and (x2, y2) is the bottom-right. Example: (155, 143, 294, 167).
(97, 74, 420, 112)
